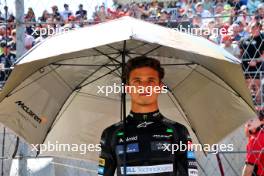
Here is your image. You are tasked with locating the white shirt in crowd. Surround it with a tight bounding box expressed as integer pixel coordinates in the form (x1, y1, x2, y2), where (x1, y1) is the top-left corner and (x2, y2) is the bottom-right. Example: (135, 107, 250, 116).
(61, 10, 72, 21)
(221, 43, 241, 58)
(24, 34, 35, 51)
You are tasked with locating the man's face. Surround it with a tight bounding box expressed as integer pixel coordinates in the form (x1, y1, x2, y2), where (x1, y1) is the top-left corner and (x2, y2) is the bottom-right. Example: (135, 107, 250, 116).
(196, 5, 203, 13)
(127, 67, 162, 106)
(3, 46, 10, 55)
(246, 118, 263, 134)
(251, 26, 261, 37)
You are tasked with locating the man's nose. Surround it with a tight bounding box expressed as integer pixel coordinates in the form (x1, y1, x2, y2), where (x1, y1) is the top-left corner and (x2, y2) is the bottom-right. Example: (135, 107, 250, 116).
(140, 81, 151, 87)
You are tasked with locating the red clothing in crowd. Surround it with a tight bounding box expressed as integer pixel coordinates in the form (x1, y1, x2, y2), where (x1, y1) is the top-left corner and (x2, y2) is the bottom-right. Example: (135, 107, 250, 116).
(246, 128, 264, 176)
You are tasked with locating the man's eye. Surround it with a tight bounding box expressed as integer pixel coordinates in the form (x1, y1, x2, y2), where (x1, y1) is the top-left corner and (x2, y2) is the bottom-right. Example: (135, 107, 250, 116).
(133, 80, 140, 84)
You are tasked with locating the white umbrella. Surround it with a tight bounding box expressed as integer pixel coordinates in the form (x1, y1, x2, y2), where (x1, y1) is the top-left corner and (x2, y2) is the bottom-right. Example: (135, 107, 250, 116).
(0, 17, 255, 161)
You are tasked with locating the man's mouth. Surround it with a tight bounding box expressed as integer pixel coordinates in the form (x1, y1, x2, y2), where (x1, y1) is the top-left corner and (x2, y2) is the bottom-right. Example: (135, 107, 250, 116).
(139, 93, 151, 96)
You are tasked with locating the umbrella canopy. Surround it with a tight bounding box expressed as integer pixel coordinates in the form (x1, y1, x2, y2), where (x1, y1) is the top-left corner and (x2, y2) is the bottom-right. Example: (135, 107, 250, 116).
(0, 17, 255, 161)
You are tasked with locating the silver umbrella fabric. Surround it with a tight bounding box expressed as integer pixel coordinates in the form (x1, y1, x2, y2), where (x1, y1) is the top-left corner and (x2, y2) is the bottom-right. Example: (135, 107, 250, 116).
(0, 17, 255, 161)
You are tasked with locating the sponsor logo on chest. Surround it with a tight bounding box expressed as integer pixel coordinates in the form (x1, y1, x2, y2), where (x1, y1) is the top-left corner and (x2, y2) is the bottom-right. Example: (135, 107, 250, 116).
(118, 136, 138, 143)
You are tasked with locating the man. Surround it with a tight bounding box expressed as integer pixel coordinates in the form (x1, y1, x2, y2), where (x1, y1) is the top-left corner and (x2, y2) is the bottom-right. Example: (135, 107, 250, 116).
(75, 4, 87, 19)
(0, 42, 16, 87)
(61, 4, 72, 21)
(240, 22, 264, 105)
(51, 5, 62, 21)
(242, 111, 264, 176)
(195, 2, 211, 24)
(221, 35, 241, 58)
(98, 57, 198, 176)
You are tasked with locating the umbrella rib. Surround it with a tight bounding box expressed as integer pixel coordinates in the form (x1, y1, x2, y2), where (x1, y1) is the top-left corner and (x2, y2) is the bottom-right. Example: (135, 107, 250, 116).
(6, 65, 61, 97)
(75, 66, 122, 90)
(93, 48, 121, 64)
(142, 45, 162, 56)
(52, 68, 74, 91)
(106, 44, 121, 53)
(171, 65, 197, 90)
(105, 65, 121, 77)
(164, 87, 192, 127)
(77, 91, 121, 101)
(51, 52, 120, 65)
(46, 58, 122, 137)
(47, 91, 79, 134)
(128, 42, 149, 51)
(71, 54, 121, 91)
(165, 84, 206, 154)
(52, 63, 120, 67)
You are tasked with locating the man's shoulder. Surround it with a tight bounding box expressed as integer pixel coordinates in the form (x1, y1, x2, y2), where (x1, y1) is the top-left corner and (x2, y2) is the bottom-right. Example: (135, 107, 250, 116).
(102, 121, 123, 135)
(161, 116, 189, 133)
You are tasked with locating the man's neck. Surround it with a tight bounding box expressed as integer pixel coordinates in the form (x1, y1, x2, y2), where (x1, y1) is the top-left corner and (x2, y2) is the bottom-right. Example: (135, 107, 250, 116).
(131, 103, 159, 113)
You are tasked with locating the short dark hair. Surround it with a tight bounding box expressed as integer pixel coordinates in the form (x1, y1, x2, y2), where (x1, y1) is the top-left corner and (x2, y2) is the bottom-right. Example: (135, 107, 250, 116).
(258, 110, 264, 121)
(125, 56, 164, 82)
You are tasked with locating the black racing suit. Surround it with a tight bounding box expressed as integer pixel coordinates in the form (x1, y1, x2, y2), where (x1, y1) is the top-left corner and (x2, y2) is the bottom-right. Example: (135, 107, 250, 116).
(98, 110, 198, 176)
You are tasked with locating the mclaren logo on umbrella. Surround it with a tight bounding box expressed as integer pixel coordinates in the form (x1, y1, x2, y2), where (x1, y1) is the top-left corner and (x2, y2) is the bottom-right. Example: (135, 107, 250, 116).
(15, 101, 48, 126)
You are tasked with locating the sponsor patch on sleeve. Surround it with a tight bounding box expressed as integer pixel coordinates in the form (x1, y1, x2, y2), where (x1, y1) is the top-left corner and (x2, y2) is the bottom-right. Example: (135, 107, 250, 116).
(188, 168, 198, 176)
(187, 151, 196, 159)
(98, 166, 105, 175)
(99, 158, 105, 166)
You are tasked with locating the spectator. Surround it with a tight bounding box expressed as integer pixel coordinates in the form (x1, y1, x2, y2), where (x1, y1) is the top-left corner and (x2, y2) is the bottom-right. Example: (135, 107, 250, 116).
(242, 112, 264, 176)
(220, 34, 241, 57)
(214, 3, 225, 15)
(191, 14, 203, 28)
(176, 0, 188, 10)
(1, 6, 11, 21)
(24, 32, 35, 51)
(0, 42, 16, 86)
(228, 0, 242, 11)
(25, 7, 36, 23)
(256, 3, 264, 19)
(97, 5, 108, 22)
(247, 0, 261, 15)
(64, 16, 79, 30)
(148, 0, 160, 20)
(10, 30, 16, 51)
(0, 26, 12, 43)
(158, 9, 169, 23)
(236, 20, 250, 39)
(203, 0, 214, 12)
(229, 23, 243, 41)
(240, 22, 264, 104)
(236, 5, 251, 25)
(195, 2, 212, 23)
(51, 5, 62, 22)
(76, 4, 87, 19)
(240, 22, 264, 59)
(61, 4, 72, 22)
(39, 10, 50, 23)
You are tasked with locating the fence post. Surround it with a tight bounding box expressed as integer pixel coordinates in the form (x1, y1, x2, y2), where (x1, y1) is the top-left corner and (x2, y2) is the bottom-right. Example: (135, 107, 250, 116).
(15, 0, 28, 176)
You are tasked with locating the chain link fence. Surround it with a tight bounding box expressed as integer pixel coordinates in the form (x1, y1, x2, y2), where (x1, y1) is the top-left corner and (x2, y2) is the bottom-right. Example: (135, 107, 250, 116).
(0, 0, 262, 175)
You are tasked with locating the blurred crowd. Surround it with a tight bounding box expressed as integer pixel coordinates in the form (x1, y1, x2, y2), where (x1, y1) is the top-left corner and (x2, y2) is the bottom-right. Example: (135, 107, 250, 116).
(0, 0, 264, 95)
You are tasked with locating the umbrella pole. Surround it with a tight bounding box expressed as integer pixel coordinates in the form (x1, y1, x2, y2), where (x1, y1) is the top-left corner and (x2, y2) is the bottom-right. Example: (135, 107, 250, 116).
(121, 41, 127, 176)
